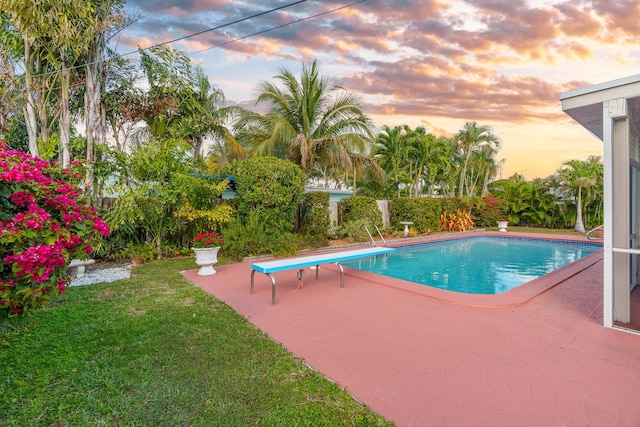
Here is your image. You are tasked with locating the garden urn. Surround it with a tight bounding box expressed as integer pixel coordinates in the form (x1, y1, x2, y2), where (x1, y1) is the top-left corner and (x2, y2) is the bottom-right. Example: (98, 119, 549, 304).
(193, 247, 220, 276)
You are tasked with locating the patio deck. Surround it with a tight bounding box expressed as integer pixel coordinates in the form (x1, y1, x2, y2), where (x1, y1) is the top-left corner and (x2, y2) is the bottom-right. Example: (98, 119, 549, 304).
(183, 232, 640, 426)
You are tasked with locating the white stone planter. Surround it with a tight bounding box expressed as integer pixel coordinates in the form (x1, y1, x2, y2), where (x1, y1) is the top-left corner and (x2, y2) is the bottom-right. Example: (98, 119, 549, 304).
(497, 220, 509, 232)
(69, 258, 95, 278)
(192, 247, 220, 276)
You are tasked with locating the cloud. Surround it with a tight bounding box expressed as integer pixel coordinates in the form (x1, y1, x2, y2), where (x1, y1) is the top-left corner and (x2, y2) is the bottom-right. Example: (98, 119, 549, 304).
(126, 0, 231, 14)
(340, 56, 565, 122)
(591, 0, 640, 37)
(113, 0, 639, 127)
(554, 2, 603, 37)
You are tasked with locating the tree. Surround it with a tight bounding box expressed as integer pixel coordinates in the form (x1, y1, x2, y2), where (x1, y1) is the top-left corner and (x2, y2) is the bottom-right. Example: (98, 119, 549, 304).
(403, 126, 424, 197)
(0, 0, 127, 171)
(489, 174, 531, 224)
(556, 156, 603, 233)
(79, 0, 127, 195)
(4, 0, 94, 166)
(0, 4, 53, 156)
(423, 136, 457, 197)
(466, 145, 504, 197)
(138, 46, 239, 162)
(0, 13, 24, 140)
(104, 137, 231, 259)
(454, 122, 501, 198)
(374, 125, 410, 197)
(101, 53, 143, 153)
(185, 68, 242, 161)
(235, 60, 380, 181)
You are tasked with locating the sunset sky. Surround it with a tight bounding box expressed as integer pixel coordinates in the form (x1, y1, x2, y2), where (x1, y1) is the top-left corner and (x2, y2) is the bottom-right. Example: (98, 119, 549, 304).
(110, 0, 640, 179)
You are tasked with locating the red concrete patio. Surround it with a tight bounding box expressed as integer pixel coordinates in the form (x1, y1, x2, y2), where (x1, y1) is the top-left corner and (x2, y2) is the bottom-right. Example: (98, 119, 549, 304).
(183, 232, 640, 426)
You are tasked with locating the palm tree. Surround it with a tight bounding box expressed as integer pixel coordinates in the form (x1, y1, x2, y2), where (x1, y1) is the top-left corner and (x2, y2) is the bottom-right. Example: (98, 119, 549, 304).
(235, 60, 381, 181)
(523, 177, 557, 227)
(556, 156, 603, 233)
(489, 174, 530, 224)
(374, 125, 410, 197)
(466, 145, 504, 197)
(423, 136, 457, 197)
(138, 46, 240, 163)
(404, 126, 432, 197)
(454, 122, 501, 198)
(181, 67, 243, 162)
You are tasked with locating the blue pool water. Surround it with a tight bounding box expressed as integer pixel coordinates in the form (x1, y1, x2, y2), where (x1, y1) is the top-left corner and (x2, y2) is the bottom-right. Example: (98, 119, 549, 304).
(341, 237, 601, 294)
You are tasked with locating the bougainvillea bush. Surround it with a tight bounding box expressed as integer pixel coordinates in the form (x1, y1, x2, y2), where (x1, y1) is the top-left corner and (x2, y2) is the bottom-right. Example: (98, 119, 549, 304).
(0, 141, 110, 317)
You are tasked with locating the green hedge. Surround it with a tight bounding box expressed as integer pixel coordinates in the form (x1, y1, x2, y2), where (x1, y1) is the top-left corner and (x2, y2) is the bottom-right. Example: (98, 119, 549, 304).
(469, 196, 508, 227)
(228, 157, 305, 236)
(300, 191, 330, 245)
(389, 197, 468, 232)
(339, 196, 383, 229)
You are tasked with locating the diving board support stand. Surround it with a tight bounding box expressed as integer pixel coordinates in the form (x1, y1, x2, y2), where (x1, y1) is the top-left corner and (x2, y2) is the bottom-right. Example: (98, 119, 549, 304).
(250, 247, 395, 305)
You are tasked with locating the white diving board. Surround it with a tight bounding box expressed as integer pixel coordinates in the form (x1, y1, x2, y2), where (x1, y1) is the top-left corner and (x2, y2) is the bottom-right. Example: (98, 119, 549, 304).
(250, 246, 395, 305)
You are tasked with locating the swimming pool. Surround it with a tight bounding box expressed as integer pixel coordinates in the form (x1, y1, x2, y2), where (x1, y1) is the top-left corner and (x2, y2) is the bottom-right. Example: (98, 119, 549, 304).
(341, 236, 601, 294)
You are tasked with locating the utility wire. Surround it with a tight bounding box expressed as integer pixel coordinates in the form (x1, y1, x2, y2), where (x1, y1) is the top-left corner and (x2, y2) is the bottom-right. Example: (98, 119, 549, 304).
(191, 0, 369, 55)
(28, 0, 309, 79)
(119, 0, 310, 57)
(26, 0, 368, 82)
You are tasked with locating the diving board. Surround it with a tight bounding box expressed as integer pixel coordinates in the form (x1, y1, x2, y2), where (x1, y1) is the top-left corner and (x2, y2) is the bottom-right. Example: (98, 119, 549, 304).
(250, 246, 395, 305)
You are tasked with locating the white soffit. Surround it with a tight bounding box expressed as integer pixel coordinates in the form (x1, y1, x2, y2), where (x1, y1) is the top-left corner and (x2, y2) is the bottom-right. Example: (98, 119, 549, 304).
(561, 74, 640, 140)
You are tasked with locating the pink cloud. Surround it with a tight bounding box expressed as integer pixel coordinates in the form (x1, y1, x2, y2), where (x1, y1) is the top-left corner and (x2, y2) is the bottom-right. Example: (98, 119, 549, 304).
(340, 56, 566, 123)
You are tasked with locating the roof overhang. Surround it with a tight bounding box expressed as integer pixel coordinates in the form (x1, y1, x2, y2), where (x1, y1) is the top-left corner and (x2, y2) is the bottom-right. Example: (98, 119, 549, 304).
(560, 74, 640, 141)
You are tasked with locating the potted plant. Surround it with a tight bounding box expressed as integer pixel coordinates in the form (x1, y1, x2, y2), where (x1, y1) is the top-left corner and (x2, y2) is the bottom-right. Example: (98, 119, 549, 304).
(192, 233, 222, 276)
(497, 218, 509, 232)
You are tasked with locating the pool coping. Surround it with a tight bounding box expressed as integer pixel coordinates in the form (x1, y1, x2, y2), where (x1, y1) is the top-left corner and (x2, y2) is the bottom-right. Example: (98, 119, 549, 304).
(183, 232, 640, 426)
(345, 231, 603, 308)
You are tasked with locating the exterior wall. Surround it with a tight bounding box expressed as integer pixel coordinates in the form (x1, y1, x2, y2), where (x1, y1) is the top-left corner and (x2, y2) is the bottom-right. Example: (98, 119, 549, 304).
(377, 200, 391, 228)
(328, 200, 391, 228)
(329, 201, 340, 225)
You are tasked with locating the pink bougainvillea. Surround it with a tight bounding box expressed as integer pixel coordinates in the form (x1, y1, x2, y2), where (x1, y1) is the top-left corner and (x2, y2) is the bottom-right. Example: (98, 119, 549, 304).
(0, 141, 110, 317)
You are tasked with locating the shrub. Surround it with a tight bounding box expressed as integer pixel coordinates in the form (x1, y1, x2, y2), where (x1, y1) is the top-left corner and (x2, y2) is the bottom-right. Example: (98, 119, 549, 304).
(440, 209, 474, 232)
(470, 196, 508, 227)
(300, 192, 330, 246)
(228, 157, 305, 236)
(105, 172, 232, 260)
(0, 142, 110, 317)
(171, 173, 233, 234)
(389, 197, 442, 232)
(221, 212, 299, 260)
(340, 218, 373, 242)
(340, 196, 382, 227)
(389, 197, 470, 233)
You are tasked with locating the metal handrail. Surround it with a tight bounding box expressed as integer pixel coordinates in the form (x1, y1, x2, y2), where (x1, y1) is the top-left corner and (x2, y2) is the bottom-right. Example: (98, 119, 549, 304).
(362, 224, 376, 246)
(586, 224, 604, 240)
(374, 225, 387, 245)
(362, 224, 387, 246)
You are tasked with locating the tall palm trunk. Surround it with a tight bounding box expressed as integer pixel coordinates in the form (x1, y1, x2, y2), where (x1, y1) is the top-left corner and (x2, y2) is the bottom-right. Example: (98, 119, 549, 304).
(458, 149, 472, 198)
(23, 39, 39, 156)
(574, 187, 586, 233)
(59, 67, 71, 167)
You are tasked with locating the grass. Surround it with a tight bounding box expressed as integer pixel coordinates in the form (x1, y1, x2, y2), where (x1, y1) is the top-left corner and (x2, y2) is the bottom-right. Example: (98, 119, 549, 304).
(491, 225, 583, 235)
(0, 257, 393, 426)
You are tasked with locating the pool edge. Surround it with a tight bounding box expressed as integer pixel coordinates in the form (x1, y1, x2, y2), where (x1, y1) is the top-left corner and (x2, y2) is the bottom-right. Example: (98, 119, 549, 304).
(344, 231, 603, 308)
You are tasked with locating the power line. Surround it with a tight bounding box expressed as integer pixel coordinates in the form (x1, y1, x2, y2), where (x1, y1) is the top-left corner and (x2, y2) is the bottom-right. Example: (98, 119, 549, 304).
(28, 0, 310, 79)
(119, 0, 310, 57)
(26, 0, 369, 85)
(191, 0, 369, 56)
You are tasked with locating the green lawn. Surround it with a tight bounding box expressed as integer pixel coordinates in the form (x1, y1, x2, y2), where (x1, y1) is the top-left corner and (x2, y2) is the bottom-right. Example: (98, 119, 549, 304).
(490, 225, 584, 235)
(0, 257, 392, 426)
